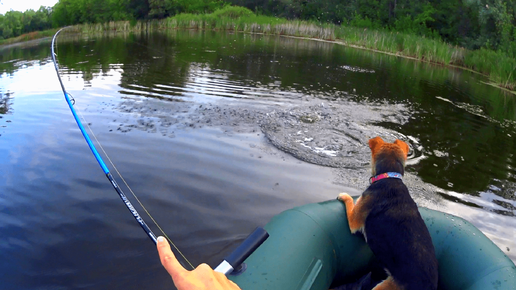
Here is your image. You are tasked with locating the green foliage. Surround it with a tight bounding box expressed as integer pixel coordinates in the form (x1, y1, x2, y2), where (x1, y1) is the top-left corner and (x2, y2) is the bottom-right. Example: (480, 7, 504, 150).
(49, 0, 226, 24)
(470, 0, 515, 54)
(51, 0, 134, 26)
(463, 48, 516, 89)
(165, 0, 225, 15)
(0, 7, 52, 39)
(0, 28, 58, 45)
(149, 0, 167, 19)
(394, 3, 436, 36)
(211, 5, 254, 19)
(350, 13, 380, 29)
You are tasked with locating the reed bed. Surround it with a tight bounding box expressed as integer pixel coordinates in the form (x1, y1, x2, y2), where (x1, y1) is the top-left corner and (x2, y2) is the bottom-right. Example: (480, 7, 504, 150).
(0, 29, 59, 46)
(463, 48, 516, 90)
(62, 6, 515, 91)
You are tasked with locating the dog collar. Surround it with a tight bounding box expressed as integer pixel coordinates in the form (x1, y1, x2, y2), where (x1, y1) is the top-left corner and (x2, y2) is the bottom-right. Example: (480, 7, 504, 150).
(370, 172, 403, 184)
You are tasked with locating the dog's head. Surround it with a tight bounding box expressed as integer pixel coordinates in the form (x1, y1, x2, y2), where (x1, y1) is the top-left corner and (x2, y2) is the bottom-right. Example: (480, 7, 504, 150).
(368, 136, 410, 176)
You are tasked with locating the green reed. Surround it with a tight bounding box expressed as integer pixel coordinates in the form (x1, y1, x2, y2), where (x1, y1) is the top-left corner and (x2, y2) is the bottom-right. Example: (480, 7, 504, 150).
(463, 49, 516, 90)
(64, 6, 516, 91)
(0, 29, 58, 46)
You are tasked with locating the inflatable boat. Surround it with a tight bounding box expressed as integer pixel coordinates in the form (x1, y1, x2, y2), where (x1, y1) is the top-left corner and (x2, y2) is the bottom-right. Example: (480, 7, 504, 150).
(227, 200, 516, 290)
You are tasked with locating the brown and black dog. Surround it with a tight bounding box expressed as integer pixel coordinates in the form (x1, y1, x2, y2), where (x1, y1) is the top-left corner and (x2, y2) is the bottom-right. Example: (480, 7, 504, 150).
(338, 137, 438, 290)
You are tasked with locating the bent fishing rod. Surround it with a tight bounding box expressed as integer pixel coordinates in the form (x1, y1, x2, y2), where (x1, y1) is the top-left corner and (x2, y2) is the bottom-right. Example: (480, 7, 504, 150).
(51, 28, 158, 244)
(51, 28, 268, 275)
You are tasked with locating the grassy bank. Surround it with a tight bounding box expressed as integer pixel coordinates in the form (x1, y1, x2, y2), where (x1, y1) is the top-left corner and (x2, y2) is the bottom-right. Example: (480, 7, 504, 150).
(0, 29, 59, 46)
(333, 26, 516, 92)
(29, 6, 516, 91)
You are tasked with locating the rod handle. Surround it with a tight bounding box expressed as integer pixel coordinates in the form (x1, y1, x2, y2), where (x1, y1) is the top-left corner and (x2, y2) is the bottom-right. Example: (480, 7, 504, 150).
(215, 227, 269, 275)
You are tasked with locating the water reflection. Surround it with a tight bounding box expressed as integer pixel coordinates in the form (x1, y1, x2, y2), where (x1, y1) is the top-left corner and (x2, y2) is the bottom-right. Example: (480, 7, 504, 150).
(0, 90, 12, 114)
(0, 39, 53, 76)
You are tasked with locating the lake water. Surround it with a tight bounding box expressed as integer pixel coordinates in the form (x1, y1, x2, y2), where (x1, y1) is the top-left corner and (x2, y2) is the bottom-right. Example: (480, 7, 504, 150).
(1, 30, 515, 289)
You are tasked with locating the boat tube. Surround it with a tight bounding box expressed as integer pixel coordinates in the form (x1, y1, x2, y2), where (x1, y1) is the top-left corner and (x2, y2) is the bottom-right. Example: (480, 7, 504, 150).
(229, 199, 516, 290)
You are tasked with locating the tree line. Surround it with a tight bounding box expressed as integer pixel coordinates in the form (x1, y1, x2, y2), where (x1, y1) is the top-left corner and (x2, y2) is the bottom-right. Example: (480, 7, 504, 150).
(0, 6, 53, 39)
(1, 0, 515, 57)
(50, 0, 226, 25)
(231, 0, 516, 56)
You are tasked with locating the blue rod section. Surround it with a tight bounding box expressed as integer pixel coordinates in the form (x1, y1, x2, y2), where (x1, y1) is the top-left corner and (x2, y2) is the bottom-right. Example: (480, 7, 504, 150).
(51, 28, 109, 174)
(52, 28, 157, 245)
(64, 92, 110, 174)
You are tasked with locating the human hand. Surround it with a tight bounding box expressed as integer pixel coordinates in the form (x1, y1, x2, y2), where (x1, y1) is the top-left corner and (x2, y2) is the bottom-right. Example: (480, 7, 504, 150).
(157, 236, 242, 290)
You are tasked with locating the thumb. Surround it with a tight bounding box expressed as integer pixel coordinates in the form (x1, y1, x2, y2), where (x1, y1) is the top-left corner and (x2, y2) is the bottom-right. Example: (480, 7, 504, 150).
(157, 236, 187, 279)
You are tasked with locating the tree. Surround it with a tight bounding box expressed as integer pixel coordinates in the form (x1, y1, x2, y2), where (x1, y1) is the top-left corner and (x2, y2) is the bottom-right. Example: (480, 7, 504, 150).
(463, 0, 516, 54)
(149, 0, 167, 18)
(4, 11, 23, 37)
(52, 0, 82, 26)
(128, 0, 150, 19)
(164, 0, 224, 15)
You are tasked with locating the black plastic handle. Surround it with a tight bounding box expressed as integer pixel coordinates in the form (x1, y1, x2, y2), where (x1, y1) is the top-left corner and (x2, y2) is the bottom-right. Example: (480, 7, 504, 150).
(226, 227, 269, 269)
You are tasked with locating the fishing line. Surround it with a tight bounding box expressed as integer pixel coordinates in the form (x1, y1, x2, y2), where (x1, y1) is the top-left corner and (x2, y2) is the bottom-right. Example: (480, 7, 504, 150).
(76, 109, 194, 269)
(51, 28, 194, 270)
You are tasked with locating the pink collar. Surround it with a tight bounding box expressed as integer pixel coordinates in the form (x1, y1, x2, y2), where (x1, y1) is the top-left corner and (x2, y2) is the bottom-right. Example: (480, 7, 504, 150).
(369, 172, 403, 184)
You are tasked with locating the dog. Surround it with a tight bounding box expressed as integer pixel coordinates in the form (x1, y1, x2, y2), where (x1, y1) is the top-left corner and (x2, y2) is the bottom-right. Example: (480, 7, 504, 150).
(338, 137, 438, 290)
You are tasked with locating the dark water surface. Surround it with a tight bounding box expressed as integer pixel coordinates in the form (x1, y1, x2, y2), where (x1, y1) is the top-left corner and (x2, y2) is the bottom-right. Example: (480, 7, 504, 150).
(1, 30, 515, 289)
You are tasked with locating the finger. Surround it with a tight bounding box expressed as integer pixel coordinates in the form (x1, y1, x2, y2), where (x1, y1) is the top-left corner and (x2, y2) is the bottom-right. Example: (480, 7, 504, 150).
(214, 270, 231, 286)
(214, 271, 240, 289)
(157, 236, 187, 278)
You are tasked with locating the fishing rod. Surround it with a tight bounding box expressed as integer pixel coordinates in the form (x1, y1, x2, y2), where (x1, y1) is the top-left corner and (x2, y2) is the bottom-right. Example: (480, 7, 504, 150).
(51, 28, 269, 275)
(51, 28, 158, 245)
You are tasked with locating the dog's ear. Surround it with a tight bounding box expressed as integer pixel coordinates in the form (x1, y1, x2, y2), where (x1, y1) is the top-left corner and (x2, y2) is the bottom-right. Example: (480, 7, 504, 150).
(394, 139, 410, 159)
(368, 137, 384, 156)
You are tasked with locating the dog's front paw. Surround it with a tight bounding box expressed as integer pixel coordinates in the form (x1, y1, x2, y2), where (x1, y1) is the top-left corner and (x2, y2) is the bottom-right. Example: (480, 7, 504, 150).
(337, 193, 352, 202)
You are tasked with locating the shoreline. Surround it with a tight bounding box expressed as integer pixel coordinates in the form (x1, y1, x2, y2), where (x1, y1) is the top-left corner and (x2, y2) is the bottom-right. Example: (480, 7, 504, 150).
(0, 36, 53, 51)
(2, 18, 514, 94)
(0, 29, 58, 48)
(61, 16, 516, 93)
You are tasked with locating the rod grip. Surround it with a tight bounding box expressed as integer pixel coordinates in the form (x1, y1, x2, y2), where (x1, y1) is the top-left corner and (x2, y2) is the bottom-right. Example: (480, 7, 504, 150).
(215, 227, 269, 275)
(227, 227, 269, 268)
